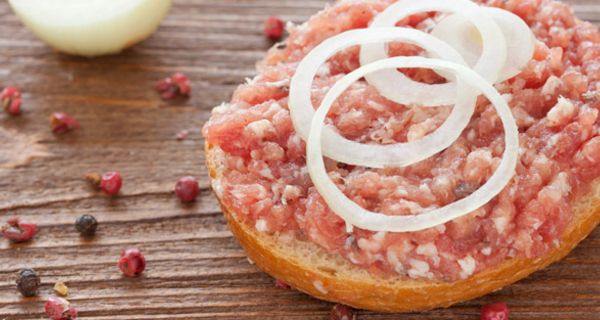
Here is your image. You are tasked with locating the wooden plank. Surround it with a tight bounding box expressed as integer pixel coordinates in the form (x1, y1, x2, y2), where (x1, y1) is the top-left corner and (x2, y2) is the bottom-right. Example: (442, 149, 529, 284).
(0, 0, 598, 319)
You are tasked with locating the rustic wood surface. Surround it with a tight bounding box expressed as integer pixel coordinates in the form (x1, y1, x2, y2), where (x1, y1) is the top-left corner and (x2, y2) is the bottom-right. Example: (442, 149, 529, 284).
(0, 0, 598, 319)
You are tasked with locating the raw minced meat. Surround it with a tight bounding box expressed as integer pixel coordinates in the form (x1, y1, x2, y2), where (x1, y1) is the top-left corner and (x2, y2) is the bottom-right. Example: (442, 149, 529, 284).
(203, 0, 600, 282)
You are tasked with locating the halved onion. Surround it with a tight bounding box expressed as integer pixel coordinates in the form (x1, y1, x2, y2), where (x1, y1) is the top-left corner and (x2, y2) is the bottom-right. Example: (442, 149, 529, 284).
(431, 8, 535, 82)
(359, 0, 507, 106)
(289, 28, 476, 168)
(306, 56, 519, 232)
(9, 0, 172, 57)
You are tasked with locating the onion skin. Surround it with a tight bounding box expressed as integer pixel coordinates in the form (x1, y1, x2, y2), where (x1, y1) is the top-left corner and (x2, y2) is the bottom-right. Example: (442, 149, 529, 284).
(9, 0, 173, 57)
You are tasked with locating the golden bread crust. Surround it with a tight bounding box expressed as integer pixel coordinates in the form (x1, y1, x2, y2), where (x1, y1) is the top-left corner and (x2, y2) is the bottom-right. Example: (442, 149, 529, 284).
(206, 144, 600, 312)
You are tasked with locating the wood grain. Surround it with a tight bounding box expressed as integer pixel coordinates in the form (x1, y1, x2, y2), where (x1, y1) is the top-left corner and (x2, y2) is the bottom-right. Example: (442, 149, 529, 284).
(0, 0, 598, 319)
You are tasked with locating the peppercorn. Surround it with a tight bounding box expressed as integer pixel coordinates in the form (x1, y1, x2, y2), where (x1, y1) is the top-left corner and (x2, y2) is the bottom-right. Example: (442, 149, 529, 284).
(2, 218, 38, 243)
(175, 176, 200, 203)
(275, 279, 290, 289)
(100, 171, 122, 196)
(1, 86, 22, 116)
(50, 112, 80, 134)
(118, 248, 146, 277)
(331, 304, 354, 320)
(480, 302, 510, 320)
(75, 214, 98, 237)
(156, 73, 191, 100)
(176, 129, 189, 141)
(16, 269, 40, 297)
(64, 307, 78, 320)
(264, 16, 285, 41)
(45, 296, 77, 320)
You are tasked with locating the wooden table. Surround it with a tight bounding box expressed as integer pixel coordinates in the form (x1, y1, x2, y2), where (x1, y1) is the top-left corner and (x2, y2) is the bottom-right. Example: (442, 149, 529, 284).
(0, 1, 598, 319)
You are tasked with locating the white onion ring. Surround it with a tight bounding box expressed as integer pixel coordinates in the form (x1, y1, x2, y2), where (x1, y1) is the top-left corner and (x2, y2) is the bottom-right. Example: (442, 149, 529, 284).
(306, 56, 519, 232)
(289, 28, 476, 168)
(360, 0, 507, 106)
(431, 8, 535, 82)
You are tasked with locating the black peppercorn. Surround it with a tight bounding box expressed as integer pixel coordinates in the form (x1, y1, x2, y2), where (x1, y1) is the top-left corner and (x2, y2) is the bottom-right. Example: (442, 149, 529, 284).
(16, 269, 40, 297)
(75, 214, 98, 237)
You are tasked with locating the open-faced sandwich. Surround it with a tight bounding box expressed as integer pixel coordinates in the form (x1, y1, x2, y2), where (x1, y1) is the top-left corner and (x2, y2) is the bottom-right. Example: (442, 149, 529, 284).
(203, 0, 600, 312)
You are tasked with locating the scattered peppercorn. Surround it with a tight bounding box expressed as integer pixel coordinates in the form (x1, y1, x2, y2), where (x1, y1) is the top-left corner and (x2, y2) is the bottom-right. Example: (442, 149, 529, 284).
(84, 172, 102, 189)
(275, 279, 290, 289)
(64, 307, 78, 320)
(175, 176, 200, 203)
(118, 248, 146, 277)
(45, 296, 67, 319)
(100, 171, 122, 196)
(45, 296, 77, 320)
(331, 304, 354, 320)
(156, 72, 191, 100)
(75, 214, 98, 237)
(50, 112, 80, 134)
(480, 302, 510, 320)
(16, 269, 40, 297)
(1, 86, 22, 116)
(264, 16, 285, 41)
(1, 218, 38, 243)
(176, 129, 189, 141)
(53, 281, 69, 297)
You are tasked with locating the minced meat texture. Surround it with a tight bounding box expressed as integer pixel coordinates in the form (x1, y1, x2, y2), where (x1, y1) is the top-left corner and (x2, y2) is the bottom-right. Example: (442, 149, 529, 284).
(203, 0, 600, 282)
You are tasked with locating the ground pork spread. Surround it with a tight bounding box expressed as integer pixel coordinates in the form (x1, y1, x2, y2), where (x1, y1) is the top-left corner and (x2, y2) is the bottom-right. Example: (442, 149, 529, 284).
(203, 0, 600, 281)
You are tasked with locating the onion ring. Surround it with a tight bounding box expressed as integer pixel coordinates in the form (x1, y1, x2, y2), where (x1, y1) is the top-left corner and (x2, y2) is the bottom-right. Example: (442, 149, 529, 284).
(289, 28, 474, 168)
(359, 0, 507, 106)
(306, 56, 519, 232)
(431, 7, 535, 82)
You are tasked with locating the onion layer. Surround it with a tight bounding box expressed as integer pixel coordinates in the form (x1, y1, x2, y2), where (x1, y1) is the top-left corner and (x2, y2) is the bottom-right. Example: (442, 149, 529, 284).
(306, 57, 519, 232)
(431, 7, 535, 82)
(360, 0, 507, 106)
(287, 1, 530, 233)
(289, 28, 476, 168)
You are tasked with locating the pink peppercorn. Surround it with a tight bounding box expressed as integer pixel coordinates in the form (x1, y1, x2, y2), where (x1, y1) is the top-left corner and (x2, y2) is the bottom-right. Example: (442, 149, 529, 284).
(119, 248, 146, 277)
(100, 171, 122, 196)
(64, 308, 78, 320)
(1, 218, 37, 243)
(331, 304, 354, 320)
(175, 176, 200, 203)
(45, 296, 77, 320)
(50, 112, 80, 134)
(264, 16, 285, 41)
(275, 279, 291, 289)
(481, 302, 510, 320)
(176, 130, 189, 141)
(1, 86, 22, 116)
(156, 73, 191, 100)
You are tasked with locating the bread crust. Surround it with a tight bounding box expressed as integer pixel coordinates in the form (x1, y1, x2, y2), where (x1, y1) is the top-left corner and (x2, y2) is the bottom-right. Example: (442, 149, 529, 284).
(206, 144, 600, 312)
